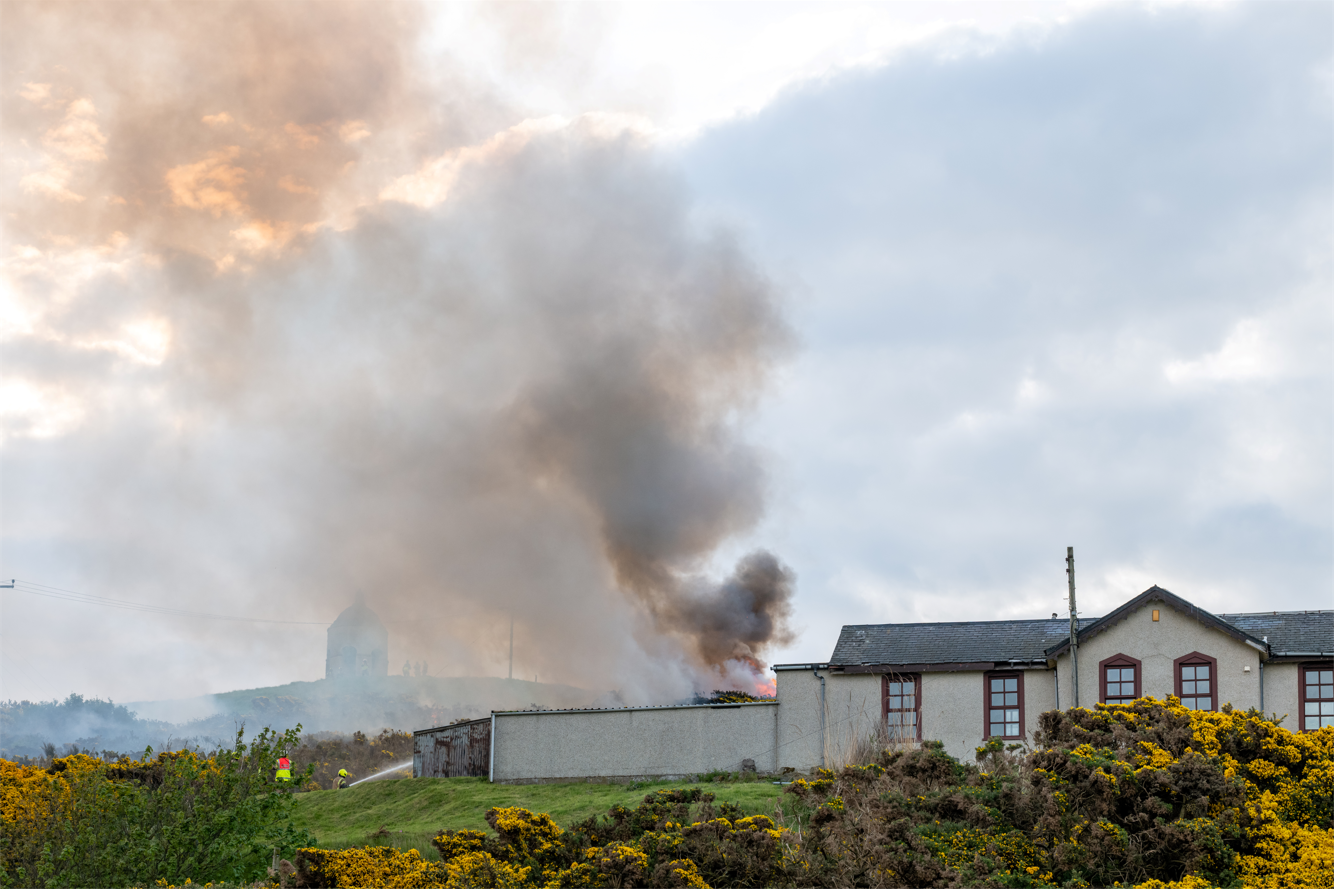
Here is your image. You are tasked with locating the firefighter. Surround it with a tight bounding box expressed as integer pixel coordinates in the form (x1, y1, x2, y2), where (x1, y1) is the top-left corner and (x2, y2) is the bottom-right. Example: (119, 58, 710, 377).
(336, 768, 353, 790)
(275, 756, 292, 783)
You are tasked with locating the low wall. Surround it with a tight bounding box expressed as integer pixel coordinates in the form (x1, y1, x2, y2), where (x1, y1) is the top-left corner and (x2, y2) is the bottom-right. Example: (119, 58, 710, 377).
(490, 702, 779, 783)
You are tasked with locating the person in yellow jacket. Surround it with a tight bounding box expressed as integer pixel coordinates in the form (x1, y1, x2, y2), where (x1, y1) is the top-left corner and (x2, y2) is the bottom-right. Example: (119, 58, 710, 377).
(336, 768, 353, 790)
(275, 756, 292, 782)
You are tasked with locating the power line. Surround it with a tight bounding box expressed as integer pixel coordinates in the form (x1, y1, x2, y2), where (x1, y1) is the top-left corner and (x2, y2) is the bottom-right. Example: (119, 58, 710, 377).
(1, 579, 328, 626)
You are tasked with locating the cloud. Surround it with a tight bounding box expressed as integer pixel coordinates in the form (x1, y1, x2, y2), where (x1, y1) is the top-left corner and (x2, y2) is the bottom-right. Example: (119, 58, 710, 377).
(682, 1, 1331, 659)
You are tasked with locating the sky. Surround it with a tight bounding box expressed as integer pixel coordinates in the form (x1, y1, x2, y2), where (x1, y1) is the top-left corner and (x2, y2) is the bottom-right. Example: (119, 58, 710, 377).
(2, 0, 1330, 707)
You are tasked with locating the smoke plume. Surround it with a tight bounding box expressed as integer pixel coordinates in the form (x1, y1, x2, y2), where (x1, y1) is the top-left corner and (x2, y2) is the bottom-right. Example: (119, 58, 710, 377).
(2, 1, 794, 702)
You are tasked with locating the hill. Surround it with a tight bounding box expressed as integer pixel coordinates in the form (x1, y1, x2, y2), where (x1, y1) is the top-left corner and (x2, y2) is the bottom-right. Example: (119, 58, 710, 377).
(127, 675, 608, 731)
(3, 677, 608, 759)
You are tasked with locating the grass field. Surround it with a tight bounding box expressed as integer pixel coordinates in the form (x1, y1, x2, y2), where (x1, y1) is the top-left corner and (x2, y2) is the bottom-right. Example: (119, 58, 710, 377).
(292, 776, 791, 857)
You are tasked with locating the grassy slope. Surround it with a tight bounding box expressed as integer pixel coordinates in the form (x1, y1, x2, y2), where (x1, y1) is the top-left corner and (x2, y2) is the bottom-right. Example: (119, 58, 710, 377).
(291, 776, 789, 858)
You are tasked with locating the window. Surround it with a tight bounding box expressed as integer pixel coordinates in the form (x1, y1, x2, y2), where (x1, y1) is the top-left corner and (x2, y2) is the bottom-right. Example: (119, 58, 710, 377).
(1174, 652, 1218, 711)
(985, 672, 1024, 739)
(1099, 654, 1142, 705)
(882, 674, 920, 741)
(1301, 663, 1334, 731)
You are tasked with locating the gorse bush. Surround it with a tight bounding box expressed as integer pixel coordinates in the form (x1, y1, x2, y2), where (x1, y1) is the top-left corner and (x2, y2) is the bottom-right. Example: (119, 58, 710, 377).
(289, 697, 1333, 889)
(0, 727, 314, 888)
(293, 789, 782, 889)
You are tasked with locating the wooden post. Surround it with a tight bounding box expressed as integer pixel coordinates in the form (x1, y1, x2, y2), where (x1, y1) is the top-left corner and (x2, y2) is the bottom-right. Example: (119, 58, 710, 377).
(1067, 547, 1080, 708)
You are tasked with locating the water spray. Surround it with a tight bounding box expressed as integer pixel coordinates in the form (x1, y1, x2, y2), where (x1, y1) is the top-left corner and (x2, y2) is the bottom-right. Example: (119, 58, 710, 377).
(348, 759, 413, 786)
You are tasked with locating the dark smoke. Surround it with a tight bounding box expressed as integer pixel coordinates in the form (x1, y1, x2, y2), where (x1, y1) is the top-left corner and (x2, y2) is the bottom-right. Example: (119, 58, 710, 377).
(677, 551, 796, 674)
(2, 0, 795, 703)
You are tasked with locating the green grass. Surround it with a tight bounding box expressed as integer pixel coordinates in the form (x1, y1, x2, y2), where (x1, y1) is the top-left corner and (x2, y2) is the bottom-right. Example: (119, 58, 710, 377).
(291, 776, 790, 857)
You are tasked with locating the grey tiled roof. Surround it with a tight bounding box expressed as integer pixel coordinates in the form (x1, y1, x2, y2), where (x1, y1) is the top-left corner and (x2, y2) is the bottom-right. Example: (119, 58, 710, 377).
(830, 617, 1100, 666)
(1220, 611, 1333, 656)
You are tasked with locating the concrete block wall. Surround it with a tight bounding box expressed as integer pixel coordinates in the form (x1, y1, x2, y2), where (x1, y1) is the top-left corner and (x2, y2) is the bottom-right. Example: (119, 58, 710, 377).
(490, 702, 779, 783)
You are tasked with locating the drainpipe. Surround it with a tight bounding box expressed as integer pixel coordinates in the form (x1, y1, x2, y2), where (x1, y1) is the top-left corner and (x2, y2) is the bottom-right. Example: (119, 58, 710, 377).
(812, 666, 827, 769)
(1260, 636, 1267, 713)
(1054, 665, 1060, 711)
(1067, 547, 1080, 708)
(488, 713, 496, 783)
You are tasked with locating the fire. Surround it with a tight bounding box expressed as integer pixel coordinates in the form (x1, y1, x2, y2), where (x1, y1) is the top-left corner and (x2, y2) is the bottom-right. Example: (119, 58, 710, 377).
(754, 676, 776, 698)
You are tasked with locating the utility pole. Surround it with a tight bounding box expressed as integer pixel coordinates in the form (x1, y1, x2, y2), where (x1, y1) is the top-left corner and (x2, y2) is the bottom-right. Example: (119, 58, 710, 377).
(508, 618, 513, 681)
(1067, 547, 1079, 708)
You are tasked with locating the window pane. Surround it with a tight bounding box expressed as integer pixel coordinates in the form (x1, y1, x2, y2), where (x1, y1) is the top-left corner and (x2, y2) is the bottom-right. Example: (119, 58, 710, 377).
(1182, 666, 1196, 680)
(1005, 678, 1018, 692)
(1321, 685, 1334, 699)
(1309, 686, 1321, 700)
(1183, 681, 1196, 695)
(1308, 671, 1320, 683)
(904, 696, 915, 708)
(991, 709, 1005, 723)
(1323, 702, 1334, 715)
(1197, 666, 1209, 679)
(1005, 693, 1018, 706)
(992, 679, 1005, 691)
(1123, 668, 1134, 681)
(1197, 681, 1209, 695)
(1182, 697, 1196, 709)
(1307, 703, 1319, 715)
(1321, 670, 1333, 684)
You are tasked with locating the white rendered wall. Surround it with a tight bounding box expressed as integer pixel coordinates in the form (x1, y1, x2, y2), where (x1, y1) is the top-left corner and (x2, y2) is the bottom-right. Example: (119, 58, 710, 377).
(772, 668, 883, 771)
(1054, 602, 1264, 711)
(1263, 662, 1300, 731)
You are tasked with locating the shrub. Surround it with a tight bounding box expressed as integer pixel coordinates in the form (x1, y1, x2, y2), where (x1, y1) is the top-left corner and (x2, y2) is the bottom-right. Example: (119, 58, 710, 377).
(0, 727, 313, 887)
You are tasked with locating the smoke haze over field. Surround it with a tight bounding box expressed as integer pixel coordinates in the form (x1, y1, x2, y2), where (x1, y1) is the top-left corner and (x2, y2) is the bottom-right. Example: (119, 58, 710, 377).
(2, 1, 794, 702)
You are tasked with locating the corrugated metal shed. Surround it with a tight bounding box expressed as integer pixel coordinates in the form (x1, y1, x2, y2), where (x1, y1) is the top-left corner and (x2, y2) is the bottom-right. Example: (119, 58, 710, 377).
(413, 718, 491, 778)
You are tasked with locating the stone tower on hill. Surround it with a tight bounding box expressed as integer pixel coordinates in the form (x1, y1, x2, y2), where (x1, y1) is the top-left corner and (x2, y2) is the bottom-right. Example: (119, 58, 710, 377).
(326, 594, 388, 679)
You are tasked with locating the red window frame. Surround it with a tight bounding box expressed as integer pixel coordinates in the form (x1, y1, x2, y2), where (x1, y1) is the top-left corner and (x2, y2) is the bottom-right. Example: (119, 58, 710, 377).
(1173, 651, 1218, 711)
(1099, 653, 1142, 705)
(881, 673, 921, 741)
(983, 671, 1024, 740)
(1299, 661, 1334, 732)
